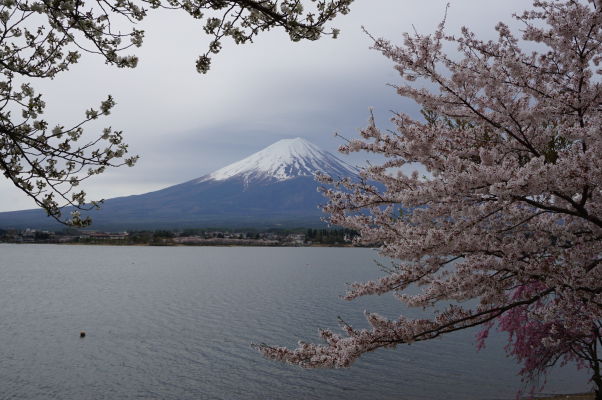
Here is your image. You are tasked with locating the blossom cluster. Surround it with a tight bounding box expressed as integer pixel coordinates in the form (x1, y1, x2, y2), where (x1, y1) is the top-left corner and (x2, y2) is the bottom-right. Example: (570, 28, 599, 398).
(259, 0, 602, 393)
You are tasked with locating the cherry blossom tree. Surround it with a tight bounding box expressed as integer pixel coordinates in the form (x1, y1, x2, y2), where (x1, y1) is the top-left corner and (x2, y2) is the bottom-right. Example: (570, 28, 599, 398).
(258, 0, 602, 396)
(0, 0, 352, 225)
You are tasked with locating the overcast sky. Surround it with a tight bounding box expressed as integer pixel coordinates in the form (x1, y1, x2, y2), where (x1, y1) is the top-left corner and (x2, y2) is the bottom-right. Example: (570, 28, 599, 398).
(0, 0, 529, 211)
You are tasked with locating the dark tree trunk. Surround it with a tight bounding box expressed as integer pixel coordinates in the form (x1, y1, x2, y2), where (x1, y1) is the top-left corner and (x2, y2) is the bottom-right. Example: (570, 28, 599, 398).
(593, 364, 602, 400)
(590, 327, 602, 400)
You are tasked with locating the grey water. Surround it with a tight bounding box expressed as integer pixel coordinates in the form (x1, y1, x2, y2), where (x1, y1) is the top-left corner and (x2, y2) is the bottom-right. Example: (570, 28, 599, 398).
(0, 244, 590, 400)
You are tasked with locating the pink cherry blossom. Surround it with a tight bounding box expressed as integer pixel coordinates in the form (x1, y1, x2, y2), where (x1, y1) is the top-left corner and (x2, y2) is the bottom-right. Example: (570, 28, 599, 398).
(258, 0, 602, 397)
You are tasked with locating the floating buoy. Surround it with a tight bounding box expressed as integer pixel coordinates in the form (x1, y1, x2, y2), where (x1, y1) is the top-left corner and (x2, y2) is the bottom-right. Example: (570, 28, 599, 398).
(80, 331, 86, 338)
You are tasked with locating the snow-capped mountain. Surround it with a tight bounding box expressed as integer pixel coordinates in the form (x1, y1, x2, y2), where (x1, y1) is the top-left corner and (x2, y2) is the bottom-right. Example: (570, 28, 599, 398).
(0, 138, 358, 229)
(199, 137, 357, 184)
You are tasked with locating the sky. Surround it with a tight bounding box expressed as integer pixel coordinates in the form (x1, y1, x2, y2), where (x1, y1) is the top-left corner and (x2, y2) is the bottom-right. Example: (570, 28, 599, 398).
(0, 0, 528, 211)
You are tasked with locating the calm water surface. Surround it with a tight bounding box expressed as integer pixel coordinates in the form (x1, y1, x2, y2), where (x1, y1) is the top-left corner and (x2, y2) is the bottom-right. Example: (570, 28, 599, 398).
(0, 244, 590, 399)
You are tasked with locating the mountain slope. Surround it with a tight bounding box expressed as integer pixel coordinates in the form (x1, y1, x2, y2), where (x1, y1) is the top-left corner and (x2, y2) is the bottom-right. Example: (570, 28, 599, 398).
(0, 138, 358, 230)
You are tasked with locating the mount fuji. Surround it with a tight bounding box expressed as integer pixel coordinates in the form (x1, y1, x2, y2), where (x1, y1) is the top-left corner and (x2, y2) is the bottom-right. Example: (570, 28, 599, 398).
(0, 138, 359, 230)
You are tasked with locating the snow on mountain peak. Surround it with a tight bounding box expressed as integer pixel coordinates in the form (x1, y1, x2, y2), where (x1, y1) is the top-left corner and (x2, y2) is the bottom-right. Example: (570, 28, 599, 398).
(199, 137, 358, 183)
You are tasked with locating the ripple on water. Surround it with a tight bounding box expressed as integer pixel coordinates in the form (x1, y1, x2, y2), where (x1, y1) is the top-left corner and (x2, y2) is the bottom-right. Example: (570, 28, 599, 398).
(0, 244, 591, 400)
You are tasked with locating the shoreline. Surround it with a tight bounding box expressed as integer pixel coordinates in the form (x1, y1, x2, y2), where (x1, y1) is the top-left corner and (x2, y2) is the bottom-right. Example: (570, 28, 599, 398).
(526, 394, 594, 400)
(0, 241, 360, 248)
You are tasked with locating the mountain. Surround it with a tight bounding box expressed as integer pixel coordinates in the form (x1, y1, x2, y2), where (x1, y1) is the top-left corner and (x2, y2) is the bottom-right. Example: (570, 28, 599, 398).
(0, 138, 358, 230)
(199, 137, 357, 184)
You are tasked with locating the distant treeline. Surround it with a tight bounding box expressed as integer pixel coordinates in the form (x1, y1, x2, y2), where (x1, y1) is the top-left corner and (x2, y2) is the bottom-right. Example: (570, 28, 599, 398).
(125, 228, 359, 245)
(0, 227, 360, 246)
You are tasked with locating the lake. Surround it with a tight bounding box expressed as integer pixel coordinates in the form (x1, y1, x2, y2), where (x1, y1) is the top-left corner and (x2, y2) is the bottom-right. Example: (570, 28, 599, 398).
(0, 244, 590, 399)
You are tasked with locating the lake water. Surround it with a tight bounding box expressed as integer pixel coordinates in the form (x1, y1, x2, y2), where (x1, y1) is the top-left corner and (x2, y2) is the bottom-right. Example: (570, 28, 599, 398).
(0, 244, 590, 399)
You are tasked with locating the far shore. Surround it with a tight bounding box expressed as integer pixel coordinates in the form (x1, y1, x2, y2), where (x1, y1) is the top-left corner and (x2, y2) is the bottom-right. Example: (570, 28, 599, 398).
(1, 241, 360, 248)
(526, 393, 594, 400)
(1, 227, 360, 247)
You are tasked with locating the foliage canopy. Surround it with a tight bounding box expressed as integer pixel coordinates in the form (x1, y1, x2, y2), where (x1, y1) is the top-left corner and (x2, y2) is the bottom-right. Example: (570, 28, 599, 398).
(259, 0, 602, 396)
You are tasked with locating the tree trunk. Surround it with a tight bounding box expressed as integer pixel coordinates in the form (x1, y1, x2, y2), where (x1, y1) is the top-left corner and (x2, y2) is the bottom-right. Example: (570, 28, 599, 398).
(590, 330, 602, 400)
(593, 369, 602, 400)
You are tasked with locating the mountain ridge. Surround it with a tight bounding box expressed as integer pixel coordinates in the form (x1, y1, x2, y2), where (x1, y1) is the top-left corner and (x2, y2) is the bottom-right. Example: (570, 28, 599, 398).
(0, 137, 357, 230)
